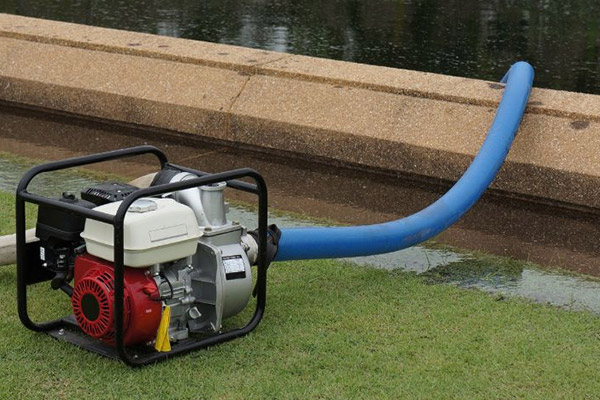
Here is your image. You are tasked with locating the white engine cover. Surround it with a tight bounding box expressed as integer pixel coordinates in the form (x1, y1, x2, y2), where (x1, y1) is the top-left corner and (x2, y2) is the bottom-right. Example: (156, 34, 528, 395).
(81, 198, 201, 267)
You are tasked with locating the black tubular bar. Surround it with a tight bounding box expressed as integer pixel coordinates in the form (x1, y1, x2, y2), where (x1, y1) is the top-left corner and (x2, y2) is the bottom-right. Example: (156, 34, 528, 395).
(16, 145, 167, 193)
(19, 192, 115, 224)
(16, 146, 269, 366)
(166, 162, 259, 194)
(17, 146, 168, 332)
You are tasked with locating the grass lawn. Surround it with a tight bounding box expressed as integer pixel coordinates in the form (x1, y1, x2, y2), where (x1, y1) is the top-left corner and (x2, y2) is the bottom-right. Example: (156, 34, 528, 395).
(1, 190, 599, 399)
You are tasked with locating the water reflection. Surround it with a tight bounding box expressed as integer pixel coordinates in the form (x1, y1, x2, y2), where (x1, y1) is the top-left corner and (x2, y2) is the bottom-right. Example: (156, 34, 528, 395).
(1, 0, 598, 94)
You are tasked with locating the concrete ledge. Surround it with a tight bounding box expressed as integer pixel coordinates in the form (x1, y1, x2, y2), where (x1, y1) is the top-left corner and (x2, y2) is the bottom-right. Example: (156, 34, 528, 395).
(0, 14, 599, 209)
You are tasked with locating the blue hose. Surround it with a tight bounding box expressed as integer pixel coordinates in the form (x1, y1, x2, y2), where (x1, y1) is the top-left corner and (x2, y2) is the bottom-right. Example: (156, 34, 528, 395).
(275, 61, 534, 261)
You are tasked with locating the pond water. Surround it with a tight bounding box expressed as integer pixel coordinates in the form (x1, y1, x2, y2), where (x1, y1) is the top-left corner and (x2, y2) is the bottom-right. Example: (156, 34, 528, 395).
(0, 0, 598, 94)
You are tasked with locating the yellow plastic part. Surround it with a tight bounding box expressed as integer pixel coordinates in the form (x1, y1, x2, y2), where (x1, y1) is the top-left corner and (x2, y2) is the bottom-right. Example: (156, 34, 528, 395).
(154, 305, 171, 352)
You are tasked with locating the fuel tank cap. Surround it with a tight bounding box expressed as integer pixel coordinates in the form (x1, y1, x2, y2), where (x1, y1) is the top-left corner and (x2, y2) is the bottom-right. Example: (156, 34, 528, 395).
(128, 199, 158, 213)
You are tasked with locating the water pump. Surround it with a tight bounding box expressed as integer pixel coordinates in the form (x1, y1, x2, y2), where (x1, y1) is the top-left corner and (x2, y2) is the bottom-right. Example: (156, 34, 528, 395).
(17, 147, 274, 366)
(67, 176, 258, 345)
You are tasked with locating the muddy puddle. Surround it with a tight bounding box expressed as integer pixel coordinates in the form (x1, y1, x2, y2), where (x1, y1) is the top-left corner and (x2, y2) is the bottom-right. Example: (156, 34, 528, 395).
(1, 104, 600, 314)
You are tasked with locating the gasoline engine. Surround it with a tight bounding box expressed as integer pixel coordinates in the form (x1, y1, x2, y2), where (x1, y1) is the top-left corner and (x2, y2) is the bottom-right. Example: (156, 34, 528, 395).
(32, 168, 265, 349)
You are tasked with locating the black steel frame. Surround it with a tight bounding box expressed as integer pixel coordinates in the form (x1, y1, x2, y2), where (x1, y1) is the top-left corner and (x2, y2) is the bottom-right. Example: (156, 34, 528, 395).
(16, 145, 269, 366)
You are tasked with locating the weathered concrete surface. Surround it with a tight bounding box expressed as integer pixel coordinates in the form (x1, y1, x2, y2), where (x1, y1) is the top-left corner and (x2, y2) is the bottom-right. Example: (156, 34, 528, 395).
(2, 106, 599, 276)
(0, 14, 599, 209)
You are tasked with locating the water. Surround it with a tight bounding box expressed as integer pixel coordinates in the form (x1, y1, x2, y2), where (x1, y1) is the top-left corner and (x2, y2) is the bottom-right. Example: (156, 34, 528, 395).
(2, 152, 600, 313)
(0, 0, 598, 94)
(0, 156, 101, 197)
(230, 205, 600, 314)
(425, 262, 600, 314)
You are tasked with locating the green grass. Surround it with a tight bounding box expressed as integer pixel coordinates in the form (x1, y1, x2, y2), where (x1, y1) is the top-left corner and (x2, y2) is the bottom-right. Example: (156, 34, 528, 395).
(1, 192, 600, 398)
(0, 191, 37, 236)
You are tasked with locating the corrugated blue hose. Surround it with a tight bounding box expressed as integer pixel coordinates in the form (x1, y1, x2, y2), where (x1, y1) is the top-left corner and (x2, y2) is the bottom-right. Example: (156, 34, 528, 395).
(275, 61, 534, 261)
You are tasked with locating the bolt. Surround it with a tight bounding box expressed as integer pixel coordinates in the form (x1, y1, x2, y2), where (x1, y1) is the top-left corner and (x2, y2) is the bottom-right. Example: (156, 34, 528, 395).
(58, 329, 65, 336)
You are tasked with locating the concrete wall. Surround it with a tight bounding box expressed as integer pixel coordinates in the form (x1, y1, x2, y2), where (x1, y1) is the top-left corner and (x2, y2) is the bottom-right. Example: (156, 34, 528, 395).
(0, 14, 599, 210)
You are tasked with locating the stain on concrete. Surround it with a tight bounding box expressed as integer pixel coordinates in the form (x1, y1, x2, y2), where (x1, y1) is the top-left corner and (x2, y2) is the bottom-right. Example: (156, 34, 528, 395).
(217, 52, 229, 56)
(158, 45, 169, 48)
(488, 83, 505, 90)
(529, 101, 544, 106)
(570, 120, 590, 130)
(127, 42, 142, 47)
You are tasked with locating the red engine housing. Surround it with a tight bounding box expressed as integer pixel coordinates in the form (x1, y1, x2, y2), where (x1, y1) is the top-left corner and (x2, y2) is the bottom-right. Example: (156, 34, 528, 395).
(71, 253, 162, 346)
